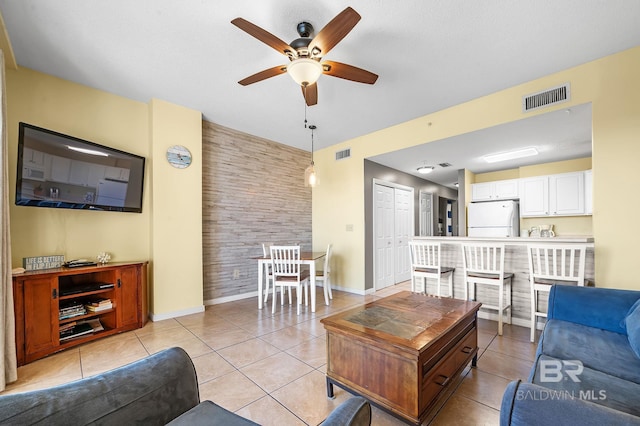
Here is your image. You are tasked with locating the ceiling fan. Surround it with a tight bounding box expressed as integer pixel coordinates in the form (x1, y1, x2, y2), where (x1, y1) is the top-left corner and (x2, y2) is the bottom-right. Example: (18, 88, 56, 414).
(231, 7, 378, 106)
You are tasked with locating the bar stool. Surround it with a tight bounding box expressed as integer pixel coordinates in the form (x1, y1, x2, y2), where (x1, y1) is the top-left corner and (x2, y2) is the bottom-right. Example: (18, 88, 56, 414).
(461, 243, 513, 335)
(409, 240, 455, 297)
(527, 244, 587, 342)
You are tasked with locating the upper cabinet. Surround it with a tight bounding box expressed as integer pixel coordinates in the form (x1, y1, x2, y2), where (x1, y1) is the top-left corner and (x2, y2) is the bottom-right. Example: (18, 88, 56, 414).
(471, 179, 519, 201)
(520, 171, 590, 217)
(519, 176, 549, 216)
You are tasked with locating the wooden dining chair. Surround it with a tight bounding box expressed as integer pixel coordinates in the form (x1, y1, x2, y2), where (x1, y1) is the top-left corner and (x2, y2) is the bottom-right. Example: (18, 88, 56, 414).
(527, 244, 587, 342)
(270, 246, 310, 315)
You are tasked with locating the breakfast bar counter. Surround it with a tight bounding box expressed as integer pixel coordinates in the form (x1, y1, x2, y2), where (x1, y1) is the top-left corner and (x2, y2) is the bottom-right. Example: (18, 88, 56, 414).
(411, 236, 595, 327)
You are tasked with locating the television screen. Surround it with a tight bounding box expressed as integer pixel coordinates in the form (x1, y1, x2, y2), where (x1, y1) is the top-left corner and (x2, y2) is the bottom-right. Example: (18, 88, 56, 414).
(15, 122, 145, 213)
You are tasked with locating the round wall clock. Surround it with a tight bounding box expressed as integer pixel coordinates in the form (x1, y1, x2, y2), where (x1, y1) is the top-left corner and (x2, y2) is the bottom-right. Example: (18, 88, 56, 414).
(166, 145, 192, 169)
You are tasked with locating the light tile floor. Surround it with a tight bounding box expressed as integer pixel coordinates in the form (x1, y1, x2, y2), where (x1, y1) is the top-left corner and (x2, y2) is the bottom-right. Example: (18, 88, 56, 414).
(2, 282, 538, 425)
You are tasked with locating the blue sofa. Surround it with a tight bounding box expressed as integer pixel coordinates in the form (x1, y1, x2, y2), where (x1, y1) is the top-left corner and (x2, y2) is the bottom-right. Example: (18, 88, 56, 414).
(500, 285, 640, 425)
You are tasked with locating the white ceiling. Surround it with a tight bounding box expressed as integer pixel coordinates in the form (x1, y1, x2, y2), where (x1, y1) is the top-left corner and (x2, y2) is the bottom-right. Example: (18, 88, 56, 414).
(1, 1, 639, 177)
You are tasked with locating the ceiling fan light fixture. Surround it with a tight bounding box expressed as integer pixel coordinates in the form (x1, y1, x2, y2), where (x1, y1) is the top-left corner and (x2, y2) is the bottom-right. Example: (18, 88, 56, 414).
(417, 166, 435, 174)
(287, 58, 323, 86)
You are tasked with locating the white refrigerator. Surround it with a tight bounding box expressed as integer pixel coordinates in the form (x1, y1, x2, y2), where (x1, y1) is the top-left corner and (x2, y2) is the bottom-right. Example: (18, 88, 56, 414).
(467, 200, 520, 237)
(96, 179, 128, 207)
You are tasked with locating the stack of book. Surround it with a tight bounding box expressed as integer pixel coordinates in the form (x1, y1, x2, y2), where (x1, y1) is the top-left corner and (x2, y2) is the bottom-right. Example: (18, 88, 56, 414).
(59, 301, 87, 320)
(59, 322, 93, 341)
(59, 319, 104, 341)
(86, 298, 113, 312)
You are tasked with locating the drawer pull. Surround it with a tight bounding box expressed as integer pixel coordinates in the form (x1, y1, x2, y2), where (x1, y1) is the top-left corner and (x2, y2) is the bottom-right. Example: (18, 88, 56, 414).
(435, 374, 450, 387)
(461, 346, 473, 354)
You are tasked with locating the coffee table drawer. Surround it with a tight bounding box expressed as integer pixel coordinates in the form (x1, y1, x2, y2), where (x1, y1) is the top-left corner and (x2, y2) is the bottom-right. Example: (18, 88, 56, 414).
(421, 327, 478, 411)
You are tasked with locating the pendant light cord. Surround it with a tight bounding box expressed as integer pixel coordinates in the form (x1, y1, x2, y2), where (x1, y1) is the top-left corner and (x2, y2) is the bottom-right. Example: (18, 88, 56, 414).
(309, 124, 316, 165)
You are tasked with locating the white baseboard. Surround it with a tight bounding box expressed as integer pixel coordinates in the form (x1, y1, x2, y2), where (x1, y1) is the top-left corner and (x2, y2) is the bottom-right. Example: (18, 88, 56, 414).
(149, 305, 205, 322)
(204, 291, 258, 305)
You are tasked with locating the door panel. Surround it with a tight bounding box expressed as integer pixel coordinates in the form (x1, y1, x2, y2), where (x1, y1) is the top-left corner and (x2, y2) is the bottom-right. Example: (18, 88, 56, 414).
(394, 188, 412, 282)
(374, 184, 395, 289)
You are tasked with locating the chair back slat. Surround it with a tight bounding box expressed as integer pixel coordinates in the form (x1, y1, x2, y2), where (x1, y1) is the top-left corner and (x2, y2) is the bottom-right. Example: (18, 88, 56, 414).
(270, 246, 301, 279)
(461, 243, 506, 279)
(409, 241, 441, 270)
(527, 244, 586, 284)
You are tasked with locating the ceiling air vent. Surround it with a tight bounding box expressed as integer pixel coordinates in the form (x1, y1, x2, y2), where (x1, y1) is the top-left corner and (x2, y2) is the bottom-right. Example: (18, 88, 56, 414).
(335, 148, 351, 161)
(438, 162, 452, 168)
(522, 83, 570, 113)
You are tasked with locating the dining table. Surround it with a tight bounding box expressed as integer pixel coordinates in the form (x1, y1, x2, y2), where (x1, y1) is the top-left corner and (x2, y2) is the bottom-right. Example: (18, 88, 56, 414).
(256, 251, 327, 312)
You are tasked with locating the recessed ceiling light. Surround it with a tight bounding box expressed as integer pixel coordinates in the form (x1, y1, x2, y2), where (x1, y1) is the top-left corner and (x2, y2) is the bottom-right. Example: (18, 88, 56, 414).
(482, 147, 538, 163)
(417, 166, 435, 174)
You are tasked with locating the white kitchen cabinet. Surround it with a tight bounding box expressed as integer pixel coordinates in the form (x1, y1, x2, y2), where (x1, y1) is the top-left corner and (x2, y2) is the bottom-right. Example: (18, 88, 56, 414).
(23, 147, 46, 167)
(471, 179, 519, 201)
(104, 166, 130, 182)
(68, 160, 91, 186)
(87, 164, 107, 188)
(550, 171, 585, 216)
(49, 155, 71, 183)
(520, 171, 586, 217)
(519, 176, 549, 217)
(584, 170, 592, 215)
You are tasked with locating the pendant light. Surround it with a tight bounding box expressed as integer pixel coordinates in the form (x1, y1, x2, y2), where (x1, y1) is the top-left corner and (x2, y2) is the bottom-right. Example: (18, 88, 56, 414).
(305, 125, 318, 187)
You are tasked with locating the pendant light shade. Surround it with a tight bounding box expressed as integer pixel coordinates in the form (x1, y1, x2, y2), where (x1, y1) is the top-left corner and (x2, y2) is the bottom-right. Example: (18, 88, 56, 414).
(305, 163, 317, 187)
(287, 58, 323, 86)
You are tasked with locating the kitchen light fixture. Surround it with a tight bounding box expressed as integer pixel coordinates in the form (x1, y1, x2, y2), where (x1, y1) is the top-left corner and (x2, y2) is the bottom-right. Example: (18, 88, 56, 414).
(287, 58, 323, 86)
(67, 145, 109, 157)
(304, 125, 318, 187)
(417, 165, 435, 174)
(483, 147, 538, 163)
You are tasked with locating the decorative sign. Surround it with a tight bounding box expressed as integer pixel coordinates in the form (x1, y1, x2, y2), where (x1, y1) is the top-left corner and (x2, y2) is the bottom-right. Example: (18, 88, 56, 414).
(166, 145, 192, 169)
(23, 255, 65, 271)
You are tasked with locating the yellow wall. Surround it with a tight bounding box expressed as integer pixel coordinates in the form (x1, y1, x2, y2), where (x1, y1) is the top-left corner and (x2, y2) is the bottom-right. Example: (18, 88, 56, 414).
(149, 99, 203, 317)
(474, 169, 519, 183)
(6, 67, 204, 317)
(313, 46, 640, 291)
(7, 68, 150, 264)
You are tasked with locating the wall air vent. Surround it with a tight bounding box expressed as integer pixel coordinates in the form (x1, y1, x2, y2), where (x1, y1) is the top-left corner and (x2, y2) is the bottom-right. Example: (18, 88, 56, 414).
(522, 83, 570, 113)
(335, 148, 351, 161)
(438, 162, 452, 168)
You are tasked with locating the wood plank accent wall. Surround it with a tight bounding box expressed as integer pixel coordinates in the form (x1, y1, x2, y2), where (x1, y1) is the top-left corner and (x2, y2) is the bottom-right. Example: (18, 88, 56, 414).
(202, 121, 312, 302)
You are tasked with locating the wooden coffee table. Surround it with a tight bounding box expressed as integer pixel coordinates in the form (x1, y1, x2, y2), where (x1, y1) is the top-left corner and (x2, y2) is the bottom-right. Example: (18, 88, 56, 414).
(320, 292, 481, 425)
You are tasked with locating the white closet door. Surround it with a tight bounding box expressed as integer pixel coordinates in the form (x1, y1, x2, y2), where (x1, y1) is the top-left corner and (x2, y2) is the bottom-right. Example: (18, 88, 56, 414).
(374, 183, 414, 290)
(374, 184, 395, 289)
(394, 187, 412, 282)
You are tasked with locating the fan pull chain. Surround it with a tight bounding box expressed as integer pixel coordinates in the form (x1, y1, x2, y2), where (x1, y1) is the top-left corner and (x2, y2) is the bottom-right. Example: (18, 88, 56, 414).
(303, 85, 308, 128)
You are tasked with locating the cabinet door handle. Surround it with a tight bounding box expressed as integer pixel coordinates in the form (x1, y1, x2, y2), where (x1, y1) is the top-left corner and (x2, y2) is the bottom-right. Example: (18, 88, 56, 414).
(435, 374, 450, 387)
(117, 278, 121, 288)
(52, 288, 57, 299)
(461, 346, 473, 354)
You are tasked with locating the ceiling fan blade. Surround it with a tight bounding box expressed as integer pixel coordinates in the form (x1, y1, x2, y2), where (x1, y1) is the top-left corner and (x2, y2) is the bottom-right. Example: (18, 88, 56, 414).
(302, 83, 318, 106)
(308, 7, 361, 58)
(322, 60, 378, 84)
(231, 18, 296, 57)
(238, 65, 287, 86)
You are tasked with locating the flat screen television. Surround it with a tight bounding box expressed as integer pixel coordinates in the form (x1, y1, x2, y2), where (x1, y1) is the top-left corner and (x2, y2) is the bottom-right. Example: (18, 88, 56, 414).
(15, 122, 145, 213)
